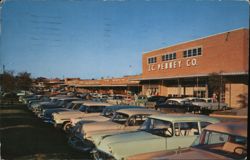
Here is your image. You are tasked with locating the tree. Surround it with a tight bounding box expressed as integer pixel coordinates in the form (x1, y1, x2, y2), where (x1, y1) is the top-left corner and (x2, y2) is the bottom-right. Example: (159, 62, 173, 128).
(16, 72, 32, 91)
(0, 71, 16, 92)
(208, 72, 226, 109)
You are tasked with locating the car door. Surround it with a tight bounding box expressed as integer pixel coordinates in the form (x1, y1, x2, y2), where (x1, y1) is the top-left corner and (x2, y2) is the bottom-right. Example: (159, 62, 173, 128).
(166, 121, 199, 150)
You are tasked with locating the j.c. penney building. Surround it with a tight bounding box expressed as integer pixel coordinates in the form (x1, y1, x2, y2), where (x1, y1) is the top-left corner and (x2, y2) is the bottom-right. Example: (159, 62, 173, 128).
(57, 28, 248, 109)
(138, 28, 248, 108)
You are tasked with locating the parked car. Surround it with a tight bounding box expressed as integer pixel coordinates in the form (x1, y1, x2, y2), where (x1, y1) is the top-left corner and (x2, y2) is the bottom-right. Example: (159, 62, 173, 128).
(27, 96, 50, 109)
(34, 97, 80, 116)
(30, 95, 72, 112)
(68, 108, 160, 152)
(0, 92, 18, 103)
(145, 96, 168, 109)
(91, 114, 220, 160)
(128, 121, 247, 160)
(68, 105, 144, 134)
(52, 101, 111, 129)
(192, 98, 229, 111)
(39, 100, 87, 123)
(156, 98, 200, 113)
(135, 95, 148, 106)
(106, 94, 126, 105)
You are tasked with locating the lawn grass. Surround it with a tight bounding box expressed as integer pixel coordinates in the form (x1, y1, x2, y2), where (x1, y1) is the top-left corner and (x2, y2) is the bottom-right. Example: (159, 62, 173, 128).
(0, 104, 91, 159)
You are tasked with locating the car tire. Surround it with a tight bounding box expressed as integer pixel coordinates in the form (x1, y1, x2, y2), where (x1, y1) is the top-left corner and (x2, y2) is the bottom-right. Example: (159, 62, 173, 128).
(63, 121, 71, 133)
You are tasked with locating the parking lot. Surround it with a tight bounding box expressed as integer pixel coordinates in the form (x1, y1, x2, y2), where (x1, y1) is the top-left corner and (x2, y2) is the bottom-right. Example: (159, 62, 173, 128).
(0, 103, 91, 160)
(1, 101, 247, 159)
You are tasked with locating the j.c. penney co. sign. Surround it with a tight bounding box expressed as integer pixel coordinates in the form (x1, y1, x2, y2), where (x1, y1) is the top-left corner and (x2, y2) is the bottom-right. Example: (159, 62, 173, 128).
(147, 58, 197, 71)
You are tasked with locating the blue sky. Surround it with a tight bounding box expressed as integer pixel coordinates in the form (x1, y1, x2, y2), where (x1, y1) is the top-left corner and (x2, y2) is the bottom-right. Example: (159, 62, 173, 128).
(0, 0, 249, 79)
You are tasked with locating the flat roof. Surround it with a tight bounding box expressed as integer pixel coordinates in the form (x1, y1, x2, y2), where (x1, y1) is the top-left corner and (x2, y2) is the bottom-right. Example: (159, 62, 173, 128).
(143, 28, 248, 54)
(131, 72, 248, 81)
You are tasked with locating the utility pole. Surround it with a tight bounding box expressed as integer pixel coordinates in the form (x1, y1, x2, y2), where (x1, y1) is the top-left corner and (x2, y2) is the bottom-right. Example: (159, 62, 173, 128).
(2, 65, 5, 73)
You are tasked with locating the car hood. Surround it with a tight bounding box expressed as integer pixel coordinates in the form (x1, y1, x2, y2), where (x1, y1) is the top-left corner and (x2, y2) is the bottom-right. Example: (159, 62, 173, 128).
(82, 121, 123, 138)
(53, 112, 100, 120)
(44, 108, 70, 117)
(92, 130, 140, 147)
(71, 115, 109, 125)
(96, 131, 166, 160)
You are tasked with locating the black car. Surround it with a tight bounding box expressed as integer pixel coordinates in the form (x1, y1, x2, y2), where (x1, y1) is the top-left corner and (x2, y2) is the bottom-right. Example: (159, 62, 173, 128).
(155, 98, 200, 113)
(144, 96, 168, 109)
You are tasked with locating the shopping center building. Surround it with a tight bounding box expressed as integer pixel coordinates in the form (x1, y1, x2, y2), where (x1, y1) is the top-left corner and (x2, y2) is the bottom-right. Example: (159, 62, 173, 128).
(137, 28, 248, 108)
(64, 75, 141, 95)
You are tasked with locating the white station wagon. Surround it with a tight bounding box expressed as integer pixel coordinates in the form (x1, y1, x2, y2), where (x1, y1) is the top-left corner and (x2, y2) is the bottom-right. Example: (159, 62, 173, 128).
(92, 114, 220, 160)
(68, 108, 160, 151)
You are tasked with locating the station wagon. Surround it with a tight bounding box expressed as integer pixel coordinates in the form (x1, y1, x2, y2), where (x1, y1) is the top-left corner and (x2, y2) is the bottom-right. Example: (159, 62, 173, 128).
(68, 108, 160, 151)
(92, 114, 220, 160)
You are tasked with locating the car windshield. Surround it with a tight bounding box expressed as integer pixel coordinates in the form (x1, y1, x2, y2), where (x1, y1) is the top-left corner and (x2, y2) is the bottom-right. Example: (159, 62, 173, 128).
(111, 112, 129, 124)
(65, 102, 74, 109)
(140, 118, 173, 137)
(72, 103, 82, 110)
(57, 100, 65, 106)
(138, 96, 146, 100)
(148, 96, 166, 102)
(100, 108, 114, 118)
(79, 105, 105, 113)
(195, 130, 247, 159)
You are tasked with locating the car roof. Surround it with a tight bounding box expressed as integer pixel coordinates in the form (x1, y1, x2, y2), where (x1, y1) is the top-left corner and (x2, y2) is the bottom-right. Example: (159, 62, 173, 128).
(149, 113, 220, 123)
(167, 98, 188, 102)
(71, 100, 88, 104)
(204, 121, 247, 137)
(105, 105, 143, 109)
(57, 97, 80, 100)
(116, 108, 161, 116)
(81, 101, 112, 106)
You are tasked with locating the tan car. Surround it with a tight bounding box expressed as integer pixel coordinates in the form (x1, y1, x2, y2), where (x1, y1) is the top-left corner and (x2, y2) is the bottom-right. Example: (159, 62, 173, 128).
(68, 108, 161, 151)
(127, 121, 247, 160)
(52, 101, 112, 129)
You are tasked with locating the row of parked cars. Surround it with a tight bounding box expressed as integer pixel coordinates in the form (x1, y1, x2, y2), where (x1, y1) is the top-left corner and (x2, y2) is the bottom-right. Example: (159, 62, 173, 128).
(140, 95, 230, 114)
(20, 92, 247, 160)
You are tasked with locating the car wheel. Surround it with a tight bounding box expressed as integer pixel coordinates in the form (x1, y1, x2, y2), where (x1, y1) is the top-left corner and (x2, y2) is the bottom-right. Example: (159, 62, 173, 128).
(63, 122, 72, 133)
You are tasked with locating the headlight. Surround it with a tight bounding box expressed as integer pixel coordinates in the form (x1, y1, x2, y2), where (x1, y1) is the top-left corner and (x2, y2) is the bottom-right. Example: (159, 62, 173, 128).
(83, 133, 87, 139)
(108, 146, 112, 153)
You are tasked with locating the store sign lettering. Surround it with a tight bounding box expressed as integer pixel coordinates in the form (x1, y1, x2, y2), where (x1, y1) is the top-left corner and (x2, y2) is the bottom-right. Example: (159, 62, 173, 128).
(148, 58, 197, 71)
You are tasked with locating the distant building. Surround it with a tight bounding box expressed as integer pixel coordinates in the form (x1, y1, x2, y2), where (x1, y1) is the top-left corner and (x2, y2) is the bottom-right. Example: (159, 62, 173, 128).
(64, 75, 142, 95)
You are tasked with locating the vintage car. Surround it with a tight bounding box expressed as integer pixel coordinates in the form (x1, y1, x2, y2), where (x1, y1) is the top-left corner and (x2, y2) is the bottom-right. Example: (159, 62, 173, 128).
(40, 100, 87, 123)
(68, 105, 143, 133)
(68, 108, 160, 152)
(192, 98, 229, 111)
(144, 96, 168, 109)
(34, 97, 80, 116)
(156, 98, 200, 113)
(52, 101, 111, 129)
(135, 95, 148, 106)
(92, 114, 220, 160)
(106, 94, 126, 105)
(127, 121, 247, 160)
